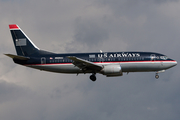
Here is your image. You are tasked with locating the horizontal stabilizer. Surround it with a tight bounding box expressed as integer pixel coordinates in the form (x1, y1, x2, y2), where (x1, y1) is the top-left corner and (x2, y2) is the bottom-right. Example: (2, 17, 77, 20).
(4, 54, 30, 60)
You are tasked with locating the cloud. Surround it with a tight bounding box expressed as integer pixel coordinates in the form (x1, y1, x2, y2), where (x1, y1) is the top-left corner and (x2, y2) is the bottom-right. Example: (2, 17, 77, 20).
(0, 80, 29, 103)
(0, 0, 180, 120)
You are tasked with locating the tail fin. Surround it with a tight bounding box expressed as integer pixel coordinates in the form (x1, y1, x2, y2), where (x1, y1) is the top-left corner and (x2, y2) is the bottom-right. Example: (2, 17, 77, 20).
(9, 24, 40, 56)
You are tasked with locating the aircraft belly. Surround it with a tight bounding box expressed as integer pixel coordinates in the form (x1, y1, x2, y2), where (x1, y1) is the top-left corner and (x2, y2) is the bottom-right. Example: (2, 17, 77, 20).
(27, 61, 174, 74)
(28, 64, 82, 73)
(120, 62, 166, 72)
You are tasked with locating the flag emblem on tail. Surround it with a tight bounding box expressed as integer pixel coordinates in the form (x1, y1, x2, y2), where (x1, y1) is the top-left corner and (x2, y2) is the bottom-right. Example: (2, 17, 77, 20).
(15, 39, 27, 46)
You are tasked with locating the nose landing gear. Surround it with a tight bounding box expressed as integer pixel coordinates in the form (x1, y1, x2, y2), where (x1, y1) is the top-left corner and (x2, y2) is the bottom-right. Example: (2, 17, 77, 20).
(155, 73, 159, 79)
(90, 73, 96, 81)
(155, 70, 165, 79)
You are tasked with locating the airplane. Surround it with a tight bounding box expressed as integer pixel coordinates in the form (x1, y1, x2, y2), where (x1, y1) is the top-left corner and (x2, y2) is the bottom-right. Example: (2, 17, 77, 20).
(5, 24, 177, 81)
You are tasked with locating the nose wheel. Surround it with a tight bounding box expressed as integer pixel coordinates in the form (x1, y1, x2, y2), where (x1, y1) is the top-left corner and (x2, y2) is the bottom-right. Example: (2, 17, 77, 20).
(155, 73, 159, 79)
(155, 70, 165, 79)
(90, 73, 96, 81)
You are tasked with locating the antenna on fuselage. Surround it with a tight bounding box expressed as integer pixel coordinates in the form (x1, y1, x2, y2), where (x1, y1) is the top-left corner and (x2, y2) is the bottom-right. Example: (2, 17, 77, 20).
(100, 50, 103, 53)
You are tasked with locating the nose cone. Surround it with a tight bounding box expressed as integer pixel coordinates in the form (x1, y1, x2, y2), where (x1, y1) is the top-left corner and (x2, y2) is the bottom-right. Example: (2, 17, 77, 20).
(173, 61, 177, 66)
(170, 60, 177, 67)
(163, 59, 177, 70)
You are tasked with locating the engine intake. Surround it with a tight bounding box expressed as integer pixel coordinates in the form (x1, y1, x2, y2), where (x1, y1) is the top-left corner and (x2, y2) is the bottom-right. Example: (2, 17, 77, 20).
(100, 64, 123, 77)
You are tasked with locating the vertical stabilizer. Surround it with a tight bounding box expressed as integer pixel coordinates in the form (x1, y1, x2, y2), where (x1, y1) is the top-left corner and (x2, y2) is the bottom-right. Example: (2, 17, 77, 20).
(9, 24, 39, 56)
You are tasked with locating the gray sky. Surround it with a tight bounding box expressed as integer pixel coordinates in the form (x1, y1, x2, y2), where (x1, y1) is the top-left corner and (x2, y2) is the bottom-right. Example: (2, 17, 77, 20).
(0, 0, 180, 120)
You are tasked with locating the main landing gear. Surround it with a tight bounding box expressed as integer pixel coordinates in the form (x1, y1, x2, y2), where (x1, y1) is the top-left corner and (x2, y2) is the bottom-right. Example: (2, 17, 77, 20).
(90, 73, 96, 81)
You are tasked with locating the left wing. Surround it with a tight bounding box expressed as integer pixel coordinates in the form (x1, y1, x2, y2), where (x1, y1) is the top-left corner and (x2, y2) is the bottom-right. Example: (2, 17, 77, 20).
(67, 56, 103, 72)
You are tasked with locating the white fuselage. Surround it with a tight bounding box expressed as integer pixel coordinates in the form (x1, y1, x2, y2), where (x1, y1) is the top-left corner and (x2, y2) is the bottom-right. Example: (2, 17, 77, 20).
(27, 60, 177, 74)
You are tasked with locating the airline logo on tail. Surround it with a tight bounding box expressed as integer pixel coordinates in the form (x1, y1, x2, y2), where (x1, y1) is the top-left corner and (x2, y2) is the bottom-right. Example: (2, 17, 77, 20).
(9, 24, 39, 56)
(15, 39, 27, 46)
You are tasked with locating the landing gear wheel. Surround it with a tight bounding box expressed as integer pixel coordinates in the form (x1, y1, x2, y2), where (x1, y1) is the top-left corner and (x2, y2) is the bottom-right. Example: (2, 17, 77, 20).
(90, 75, 96, 81)
(155, 74, 159, 79)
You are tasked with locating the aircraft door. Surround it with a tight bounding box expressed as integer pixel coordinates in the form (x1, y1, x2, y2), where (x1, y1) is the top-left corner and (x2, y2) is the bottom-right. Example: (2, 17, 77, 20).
(150, 54, 156, 62)
(41, 57, 46, 64)
(150, 54, 157, 66)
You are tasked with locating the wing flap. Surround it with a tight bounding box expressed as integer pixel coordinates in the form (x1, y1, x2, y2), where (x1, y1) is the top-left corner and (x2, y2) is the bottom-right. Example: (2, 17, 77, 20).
(4, 54, 30, 60)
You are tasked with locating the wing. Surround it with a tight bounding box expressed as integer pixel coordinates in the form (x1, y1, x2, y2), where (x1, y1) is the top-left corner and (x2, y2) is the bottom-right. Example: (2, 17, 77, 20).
(67, 56, 103, 72)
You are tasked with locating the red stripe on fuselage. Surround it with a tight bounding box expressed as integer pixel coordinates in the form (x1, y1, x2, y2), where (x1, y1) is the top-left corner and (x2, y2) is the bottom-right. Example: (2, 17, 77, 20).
(24, 60, 176, 66)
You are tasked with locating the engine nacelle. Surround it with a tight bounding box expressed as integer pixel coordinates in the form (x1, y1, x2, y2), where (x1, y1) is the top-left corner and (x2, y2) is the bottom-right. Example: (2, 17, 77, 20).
(100, 64, 123, 77)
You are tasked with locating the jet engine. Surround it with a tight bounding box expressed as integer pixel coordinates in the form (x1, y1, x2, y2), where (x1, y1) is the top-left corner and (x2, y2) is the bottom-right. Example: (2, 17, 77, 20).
(100, 64, 123, 77)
